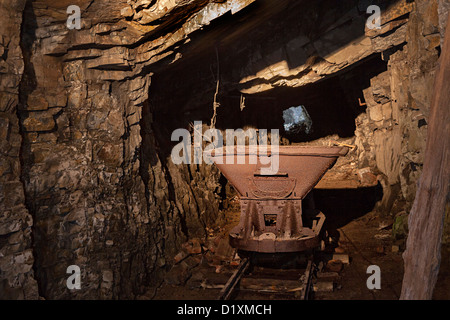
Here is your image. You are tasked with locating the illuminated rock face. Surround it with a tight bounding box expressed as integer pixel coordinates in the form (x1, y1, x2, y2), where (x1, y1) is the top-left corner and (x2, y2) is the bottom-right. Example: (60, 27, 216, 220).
(0, 0, 448, 299)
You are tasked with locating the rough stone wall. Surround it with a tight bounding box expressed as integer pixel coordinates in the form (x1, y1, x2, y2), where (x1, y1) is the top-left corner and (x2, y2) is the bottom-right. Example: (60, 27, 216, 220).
(15, 1, 175, 298)
(356, 0, 449, 240)
(6, 0, 228, 299)
(0, 0, 39, 299)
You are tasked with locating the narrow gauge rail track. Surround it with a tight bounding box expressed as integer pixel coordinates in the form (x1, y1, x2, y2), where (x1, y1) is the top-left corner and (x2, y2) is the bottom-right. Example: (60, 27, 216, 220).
(217, 252, 323, 301)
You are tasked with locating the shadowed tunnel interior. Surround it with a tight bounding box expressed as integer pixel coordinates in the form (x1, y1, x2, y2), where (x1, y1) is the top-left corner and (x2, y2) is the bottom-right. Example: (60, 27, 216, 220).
(143, 0, 392, 243)
(149, 52, 388, 154)
(144, 0, 398, 154)
(4, 0, 446, 301)
(313, 184, 384, 246)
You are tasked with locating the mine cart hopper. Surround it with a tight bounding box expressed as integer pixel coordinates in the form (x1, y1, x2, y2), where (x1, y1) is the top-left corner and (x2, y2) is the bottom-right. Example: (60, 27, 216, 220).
(211, 146, 348, 253)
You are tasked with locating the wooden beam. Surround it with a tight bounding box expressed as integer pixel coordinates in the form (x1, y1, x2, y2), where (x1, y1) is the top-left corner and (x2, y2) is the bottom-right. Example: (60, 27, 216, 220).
(400, 16, 450, 300)
(239, 278, 334, 293)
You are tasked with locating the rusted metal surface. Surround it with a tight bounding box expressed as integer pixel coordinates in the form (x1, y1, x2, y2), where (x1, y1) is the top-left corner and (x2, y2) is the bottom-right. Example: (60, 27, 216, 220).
(212, 146, 348, 200)
(218, 258, 250, 300)
(211, 146, 348, 253)
(228, 200, 325, 252)
(301, 259, 314, 300)
(216, 255, 318, 300)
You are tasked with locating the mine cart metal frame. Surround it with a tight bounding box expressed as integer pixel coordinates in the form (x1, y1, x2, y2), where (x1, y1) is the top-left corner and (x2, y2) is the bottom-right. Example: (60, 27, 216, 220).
(212, 146, 348, 253)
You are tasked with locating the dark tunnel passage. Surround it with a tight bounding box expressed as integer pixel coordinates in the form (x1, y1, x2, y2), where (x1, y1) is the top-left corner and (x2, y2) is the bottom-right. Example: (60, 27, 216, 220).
(312, 184, 384, 247)
(143, 49, 389, 256)
(141, 1, 392, 242)
(144, 0, 386, 158)
(143, 0, 401, 155)
(2, 0, 447, 302)
(140, 0, 400, 265)
(212, 54, 388, 142)
(147, 52, 388, 159)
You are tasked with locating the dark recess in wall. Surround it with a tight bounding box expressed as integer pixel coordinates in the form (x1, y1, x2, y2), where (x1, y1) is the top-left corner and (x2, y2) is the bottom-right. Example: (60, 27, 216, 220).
(17, 0, 45, 298)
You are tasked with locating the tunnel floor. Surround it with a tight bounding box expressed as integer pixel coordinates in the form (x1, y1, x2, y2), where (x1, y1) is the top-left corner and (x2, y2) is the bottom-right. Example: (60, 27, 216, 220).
(146, 177, 450, 301)
(150, 202, 409, 300)
(151, 206, 449, 300)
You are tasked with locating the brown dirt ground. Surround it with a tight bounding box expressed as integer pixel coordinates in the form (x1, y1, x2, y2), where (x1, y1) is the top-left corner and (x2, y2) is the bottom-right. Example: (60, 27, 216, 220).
(153, 204, 449, 300)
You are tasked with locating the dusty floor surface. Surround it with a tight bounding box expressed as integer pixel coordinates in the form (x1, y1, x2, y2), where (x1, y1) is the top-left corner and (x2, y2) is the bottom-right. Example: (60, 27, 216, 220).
(151, 198, 449, 300)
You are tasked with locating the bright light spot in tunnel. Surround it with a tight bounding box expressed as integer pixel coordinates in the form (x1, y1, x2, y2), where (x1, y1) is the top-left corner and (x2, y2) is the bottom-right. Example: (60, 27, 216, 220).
(282, 105, 312, 135)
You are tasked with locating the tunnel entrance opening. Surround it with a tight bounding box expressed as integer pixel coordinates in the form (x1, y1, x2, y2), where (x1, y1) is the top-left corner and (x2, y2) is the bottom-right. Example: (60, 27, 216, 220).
(145, 49, 389, 241)
(141, 1, 395, 299)
(139, 0, 421, 302)
(283, 105, 313, 136)
(212, 53, 387, 144)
